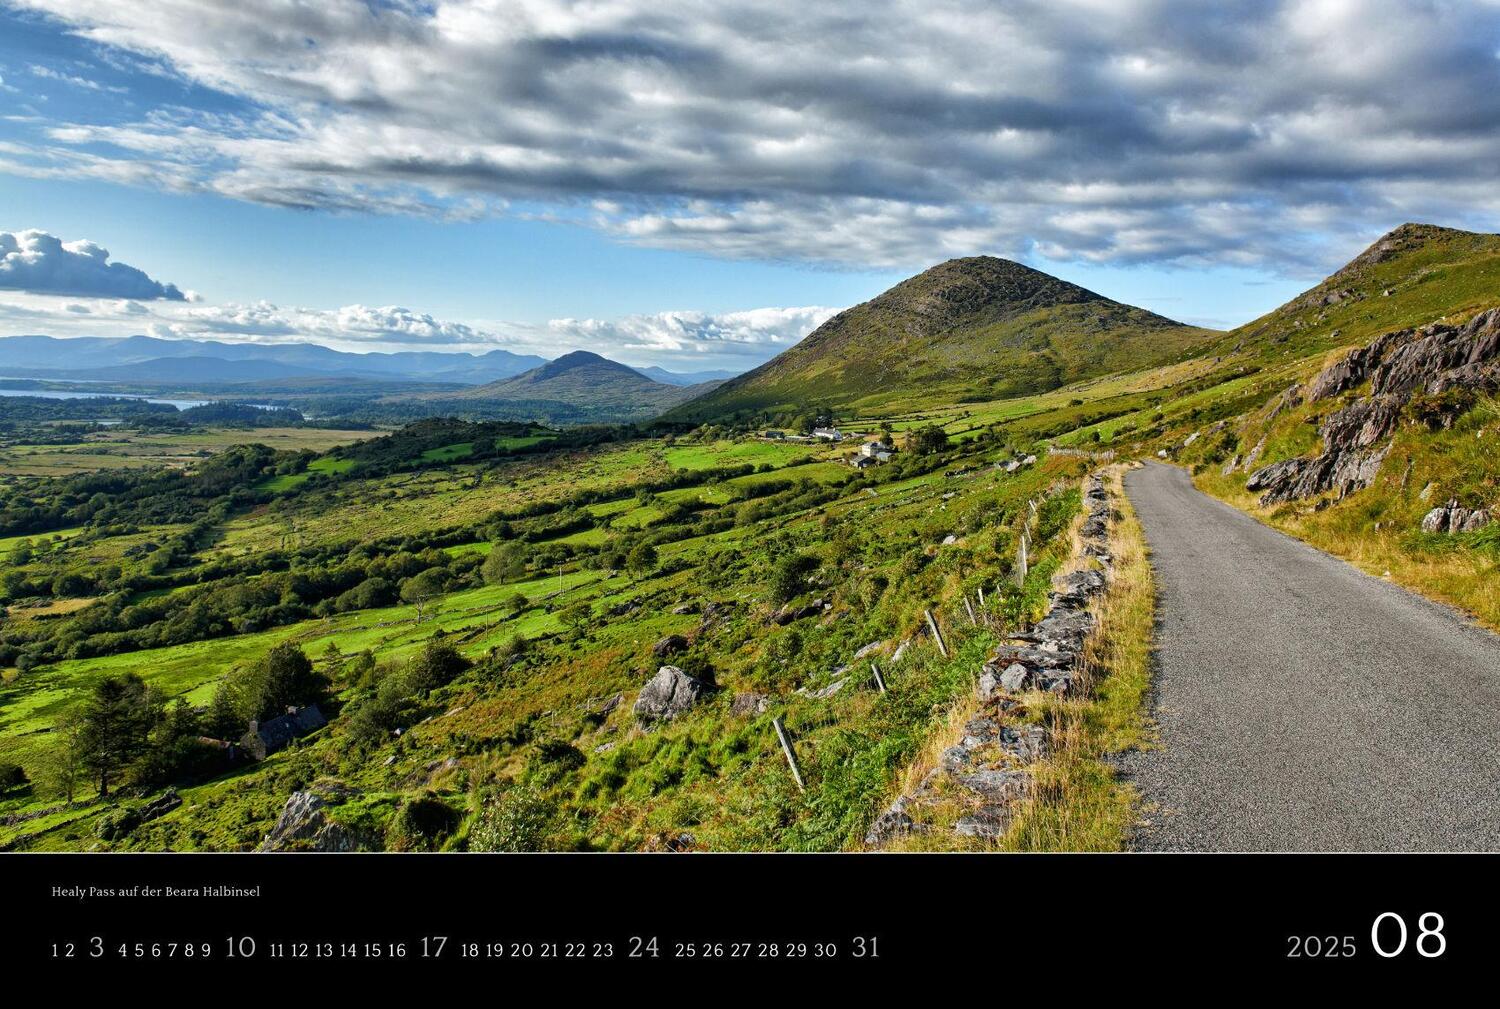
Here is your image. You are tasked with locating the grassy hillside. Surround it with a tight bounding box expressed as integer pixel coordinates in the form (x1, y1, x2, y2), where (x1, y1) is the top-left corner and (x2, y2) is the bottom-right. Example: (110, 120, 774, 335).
(4, 221, 1497, 854)
(668, 256, 1217, 421)
(1049, 223, 1500, 630)
(0, 413, 1089, 852)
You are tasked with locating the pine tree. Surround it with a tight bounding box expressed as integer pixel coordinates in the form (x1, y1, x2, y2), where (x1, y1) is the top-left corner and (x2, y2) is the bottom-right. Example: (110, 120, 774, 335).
(78, 675, 161, 798)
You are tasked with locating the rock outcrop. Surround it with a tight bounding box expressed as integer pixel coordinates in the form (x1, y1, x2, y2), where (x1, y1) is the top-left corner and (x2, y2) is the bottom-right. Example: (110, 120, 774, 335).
(633, 665, 713, 722)
(260, 791, 365, 852)
(1421, 500, 1492, 534)
(1247, 308, 1500, 505)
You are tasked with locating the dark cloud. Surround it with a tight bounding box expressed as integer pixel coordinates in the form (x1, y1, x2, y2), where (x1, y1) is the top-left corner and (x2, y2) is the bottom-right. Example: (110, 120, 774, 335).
(9, 0, 1500, 273)
(0, 228, 186, 299)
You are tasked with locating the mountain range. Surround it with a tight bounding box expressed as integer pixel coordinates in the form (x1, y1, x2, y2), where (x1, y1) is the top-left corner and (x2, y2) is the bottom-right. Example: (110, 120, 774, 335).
(0, 334, 735, 390)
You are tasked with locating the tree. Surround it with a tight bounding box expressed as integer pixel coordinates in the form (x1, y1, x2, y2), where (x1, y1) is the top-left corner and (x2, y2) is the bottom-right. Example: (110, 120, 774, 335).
(245, 642, 328, 721)
(558, 599, 593, 636)
(909, 424, 949, 455)
(136, 699, 211, 786)
(36, 709, 85, 803)
(78, 674, 161, 798)
(400, 568, 448, 621)
(625, 542, 658, 579)
(482, 542, 527, 585)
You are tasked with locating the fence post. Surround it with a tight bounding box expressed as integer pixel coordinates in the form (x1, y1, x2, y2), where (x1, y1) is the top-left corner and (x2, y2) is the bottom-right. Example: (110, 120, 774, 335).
(977, 584, 985, 608)
(870, 662, 887, 693)
(924, 609, 949, 658)
(963, 595, 977, 626)
(1015, 532, 1029, 586)
(772, 716, 806, 792)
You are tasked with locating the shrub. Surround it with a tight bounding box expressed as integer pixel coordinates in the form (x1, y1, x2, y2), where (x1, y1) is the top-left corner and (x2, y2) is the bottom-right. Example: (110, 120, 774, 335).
(469, 785, 555, 852)
(404, 637, 472, 694)
(0, 762, 27, 791)
(387, 795, 461, 851)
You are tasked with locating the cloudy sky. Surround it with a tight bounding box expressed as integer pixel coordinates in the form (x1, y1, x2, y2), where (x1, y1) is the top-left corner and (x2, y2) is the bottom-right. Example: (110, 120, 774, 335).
(2, 0, 1499, 369)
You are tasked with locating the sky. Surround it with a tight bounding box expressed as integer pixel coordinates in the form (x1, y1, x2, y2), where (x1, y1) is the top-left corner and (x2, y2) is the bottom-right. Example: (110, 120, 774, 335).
(2, 0, 1499, 371)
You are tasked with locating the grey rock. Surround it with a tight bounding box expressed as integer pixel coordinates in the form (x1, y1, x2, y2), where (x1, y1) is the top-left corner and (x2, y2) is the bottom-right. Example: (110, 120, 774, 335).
(957, 769, 1030, 802)
(633, 665, 713, 722)
(731, 691, 770, 717)
(960, 717, 1002, 747)
(864, 803, 924, 847)
(977, 665, 1004, 702)
(954, 806, 1011, 839)
(260, 791, 364, 853)
(939, 745, 974, 773)
(998, 662, 1032, 692)
(801, 677, 848, 700)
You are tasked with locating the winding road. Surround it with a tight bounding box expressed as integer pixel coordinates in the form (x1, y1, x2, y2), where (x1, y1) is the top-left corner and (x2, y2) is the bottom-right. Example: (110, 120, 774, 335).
(1120, 461, 1500, 851)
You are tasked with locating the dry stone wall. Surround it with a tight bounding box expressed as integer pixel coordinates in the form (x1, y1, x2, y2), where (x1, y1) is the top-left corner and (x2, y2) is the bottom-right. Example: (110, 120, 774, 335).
(865, 473, 1115, 848)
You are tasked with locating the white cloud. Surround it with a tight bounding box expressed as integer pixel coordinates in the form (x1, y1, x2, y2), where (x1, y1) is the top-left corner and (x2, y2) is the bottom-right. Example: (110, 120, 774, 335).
(5, 1, 1500, 273)
(0, 228, 186, 299)
(545, 306, 840, 359)
(0, 293, 836, 368)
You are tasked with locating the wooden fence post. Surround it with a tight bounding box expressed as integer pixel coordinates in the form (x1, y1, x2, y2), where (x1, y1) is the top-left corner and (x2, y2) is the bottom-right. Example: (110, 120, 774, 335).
(772, 716, 806, 792)
(963, 595, 977, 626)
(870, 662, 887, 693)
(1015, 532, 1029, 586)
(924, 609, 949, 658)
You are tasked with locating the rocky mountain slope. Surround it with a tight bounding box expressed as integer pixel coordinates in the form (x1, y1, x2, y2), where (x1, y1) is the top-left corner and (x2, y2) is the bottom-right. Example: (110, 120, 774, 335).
(667, 256, 1216, 420)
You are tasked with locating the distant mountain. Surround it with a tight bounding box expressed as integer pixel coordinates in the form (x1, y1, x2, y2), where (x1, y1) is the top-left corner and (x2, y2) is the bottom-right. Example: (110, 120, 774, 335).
(441, 350, 719, 422)
(0, 335, 546, 385)
(631, 364, 741, 386)
(666, 256, 1217, 420)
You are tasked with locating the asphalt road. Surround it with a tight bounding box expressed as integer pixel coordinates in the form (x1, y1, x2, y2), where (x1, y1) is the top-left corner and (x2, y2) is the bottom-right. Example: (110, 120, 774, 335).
(1119, 461, 1500, 851)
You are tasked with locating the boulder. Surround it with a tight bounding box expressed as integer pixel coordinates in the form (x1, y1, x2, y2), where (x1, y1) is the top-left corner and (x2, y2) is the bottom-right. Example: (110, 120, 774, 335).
(730, 692, 770, 717)
(633, 665, 713, 722)
(671, 601, 700, 615)
(651, 633, 689, 658)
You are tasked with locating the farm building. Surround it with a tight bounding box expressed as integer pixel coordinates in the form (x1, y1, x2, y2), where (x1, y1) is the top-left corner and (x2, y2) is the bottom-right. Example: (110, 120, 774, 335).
(859, 440, 896, 459)
(813, 427, 843, 441)
(242, 704, 327, 760)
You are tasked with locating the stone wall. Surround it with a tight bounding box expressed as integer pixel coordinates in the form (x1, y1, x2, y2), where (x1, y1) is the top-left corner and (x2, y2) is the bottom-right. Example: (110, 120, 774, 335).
(865, 473, 1115, 848)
